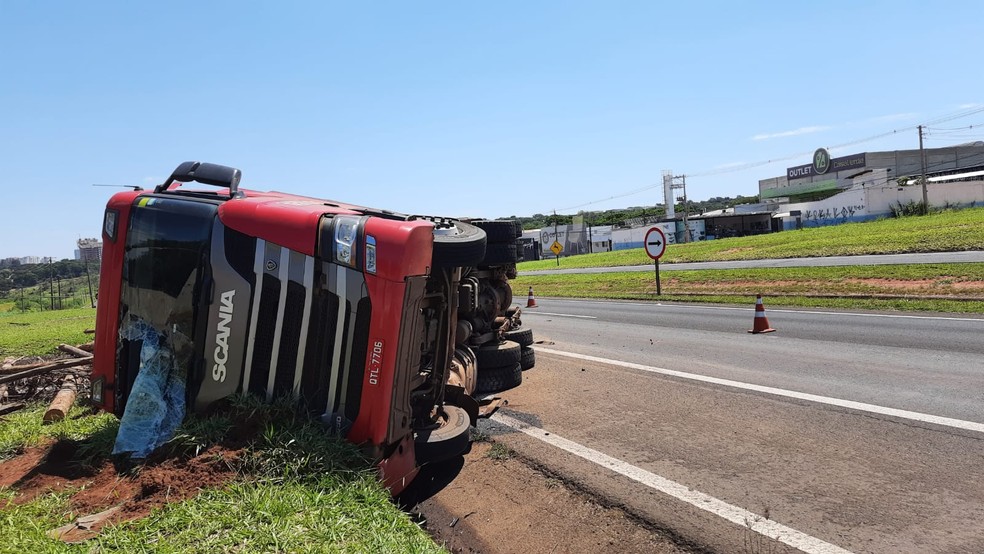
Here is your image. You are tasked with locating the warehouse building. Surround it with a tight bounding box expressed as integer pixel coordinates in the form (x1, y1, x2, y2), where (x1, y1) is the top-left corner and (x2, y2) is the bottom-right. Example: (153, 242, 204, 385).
(760, 142, 984, 230)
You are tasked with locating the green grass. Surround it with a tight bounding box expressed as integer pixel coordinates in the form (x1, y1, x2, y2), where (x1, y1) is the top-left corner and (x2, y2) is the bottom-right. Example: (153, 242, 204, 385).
(515, 207, 984, 313)
(0, 405, 117, 462)
(514, 263, 984, 313)
(91, 480, 439, 553)
(518, 207, 984, 271)
(0, 307, 96, 357)
(0, 398, 444, 553)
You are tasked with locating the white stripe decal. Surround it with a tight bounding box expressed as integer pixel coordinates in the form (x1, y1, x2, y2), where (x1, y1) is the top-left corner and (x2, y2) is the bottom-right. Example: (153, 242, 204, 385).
(242, 239, 266, 392)
(266, 247, 291, 400)
(324, 265, 348, 416)
(535, 347, 984, 434)
(292, 256, 315, 398)
(490, 413, 855, 554)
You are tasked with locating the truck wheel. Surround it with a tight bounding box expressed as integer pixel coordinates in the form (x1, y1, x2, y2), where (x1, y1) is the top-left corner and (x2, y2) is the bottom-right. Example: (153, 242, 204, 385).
(475, 340, 521, 367)
(473, 220, 517, 242)
(502, 327, 533, 347)
(476, 363, 522, 394)
(414, 405, 471, 464)
(481, 243, 518, 265)
(520, 347, 535, 370)
(431, 220, 487, 267)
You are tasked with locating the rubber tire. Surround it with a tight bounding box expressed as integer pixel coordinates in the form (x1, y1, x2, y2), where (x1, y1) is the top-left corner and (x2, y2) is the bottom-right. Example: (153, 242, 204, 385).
(481, 243, 518, 265)
(476, 362, 522, 394)
(432, 220, 487, 268)
(475, 340, 522, 367)
(473, 220, 518, 242)
(514, 220, 524, 238)
(502, 327, 533, 347)
(520, 347, 535, 370)
(414, 405, 471, 464)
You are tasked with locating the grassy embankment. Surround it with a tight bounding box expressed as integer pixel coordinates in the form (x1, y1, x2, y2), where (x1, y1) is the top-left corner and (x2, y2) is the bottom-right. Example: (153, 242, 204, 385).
(0, 311, 443, 553)
(0, 307, 95, 357)
(515, 207, 984, 313)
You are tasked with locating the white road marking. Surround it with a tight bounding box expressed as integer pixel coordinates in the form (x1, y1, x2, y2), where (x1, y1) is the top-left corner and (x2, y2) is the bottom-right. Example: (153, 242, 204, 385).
(490, 412, 855, 554)
(523, 311, 597, 319)
(536, 347, 984, 434)
(551, 299, 984, 323)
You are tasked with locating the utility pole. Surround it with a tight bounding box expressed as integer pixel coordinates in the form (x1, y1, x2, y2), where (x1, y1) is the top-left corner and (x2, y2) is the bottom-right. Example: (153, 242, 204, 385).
(588, 215, 594, 254)
(49, 258, 54, 311)
(681, 175, 690, 243)
(918, 125, 929, 214)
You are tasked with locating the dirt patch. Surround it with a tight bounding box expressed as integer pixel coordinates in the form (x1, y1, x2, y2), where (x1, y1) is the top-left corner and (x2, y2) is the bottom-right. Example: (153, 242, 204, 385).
(413, 441, 693, 554)
(842, 277, 984, 291)
(0, 439, 241, 541)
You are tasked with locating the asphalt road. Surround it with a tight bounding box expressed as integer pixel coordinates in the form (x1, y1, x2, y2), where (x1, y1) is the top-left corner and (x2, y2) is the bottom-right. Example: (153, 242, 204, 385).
(519, 250, 984, 275)
(478, 299, 984, 553)
(521, 298, 984, 422)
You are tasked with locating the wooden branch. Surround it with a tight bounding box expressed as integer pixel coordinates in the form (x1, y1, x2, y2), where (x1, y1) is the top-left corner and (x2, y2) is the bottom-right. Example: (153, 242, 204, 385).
(0, 402, 26, 416)
(58, 343, 92, 359)
(0, 357, 93, 384)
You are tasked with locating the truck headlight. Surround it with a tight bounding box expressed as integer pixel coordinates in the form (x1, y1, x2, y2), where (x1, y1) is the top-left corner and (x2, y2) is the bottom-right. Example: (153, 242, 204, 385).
(334, 216, 361, 268)
(91, 377, 104, 405)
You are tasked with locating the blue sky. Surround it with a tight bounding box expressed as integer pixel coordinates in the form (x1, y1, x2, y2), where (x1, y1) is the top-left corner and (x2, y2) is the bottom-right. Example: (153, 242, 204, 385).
(2, 1, 982, 260)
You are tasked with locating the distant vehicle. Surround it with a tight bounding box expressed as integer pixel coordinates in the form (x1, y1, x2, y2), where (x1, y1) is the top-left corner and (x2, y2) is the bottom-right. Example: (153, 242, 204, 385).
(91, 161, 534, 494)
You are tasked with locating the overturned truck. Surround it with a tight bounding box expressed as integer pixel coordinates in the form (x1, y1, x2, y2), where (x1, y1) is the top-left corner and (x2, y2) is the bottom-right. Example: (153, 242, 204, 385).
(90, 161, 535, 494)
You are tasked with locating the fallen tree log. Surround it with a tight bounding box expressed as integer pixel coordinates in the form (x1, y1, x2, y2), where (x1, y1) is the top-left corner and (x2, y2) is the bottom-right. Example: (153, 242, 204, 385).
(44, 376, 78, 423)
(58, 343, 92, 359)
(0, 357, 93, 384)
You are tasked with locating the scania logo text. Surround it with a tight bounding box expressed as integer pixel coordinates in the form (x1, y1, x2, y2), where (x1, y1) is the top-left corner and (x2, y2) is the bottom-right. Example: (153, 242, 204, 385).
(212, 290, 235, 382)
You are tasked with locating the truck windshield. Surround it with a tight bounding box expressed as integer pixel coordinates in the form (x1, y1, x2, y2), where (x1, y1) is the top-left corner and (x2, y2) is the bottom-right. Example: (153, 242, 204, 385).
(120, 197, 216, 374)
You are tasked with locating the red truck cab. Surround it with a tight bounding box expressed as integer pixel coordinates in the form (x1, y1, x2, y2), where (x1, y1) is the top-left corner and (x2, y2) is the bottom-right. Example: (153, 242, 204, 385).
(91, 162, 519, 494)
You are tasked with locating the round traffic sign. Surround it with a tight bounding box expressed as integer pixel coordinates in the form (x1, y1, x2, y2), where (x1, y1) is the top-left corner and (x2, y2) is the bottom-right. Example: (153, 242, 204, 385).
(644, 227, 666, 260)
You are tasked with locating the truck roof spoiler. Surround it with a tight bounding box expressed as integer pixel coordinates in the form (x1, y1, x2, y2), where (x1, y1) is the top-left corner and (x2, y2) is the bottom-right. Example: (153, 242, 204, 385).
(156, 161, 243, 198)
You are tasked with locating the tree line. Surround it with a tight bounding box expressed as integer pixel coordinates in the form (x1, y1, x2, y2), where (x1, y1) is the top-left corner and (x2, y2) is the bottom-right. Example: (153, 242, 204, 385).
(0, 259, 99, 292)
(509, 195, 760, 230)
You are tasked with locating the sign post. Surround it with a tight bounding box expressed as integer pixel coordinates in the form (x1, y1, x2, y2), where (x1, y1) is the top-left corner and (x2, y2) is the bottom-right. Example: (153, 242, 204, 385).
(550, 240, 564, 266)
(644, 227, 667, 295)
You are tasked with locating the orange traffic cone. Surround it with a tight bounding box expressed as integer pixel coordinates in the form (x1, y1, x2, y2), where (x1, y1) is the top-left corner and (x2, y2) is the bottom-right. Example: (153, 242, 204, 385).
(748, 294, 776, 334)
(526, 286, 538, 308)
